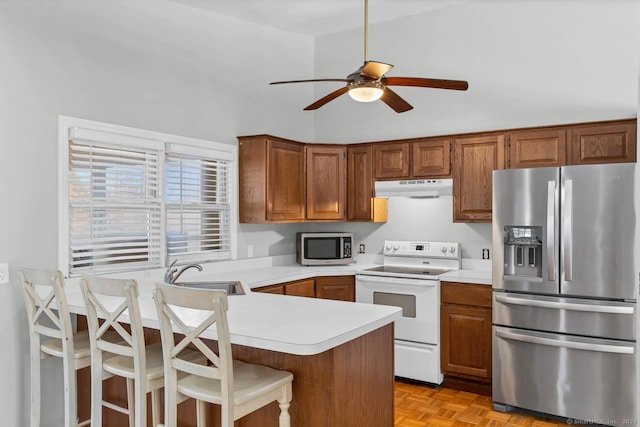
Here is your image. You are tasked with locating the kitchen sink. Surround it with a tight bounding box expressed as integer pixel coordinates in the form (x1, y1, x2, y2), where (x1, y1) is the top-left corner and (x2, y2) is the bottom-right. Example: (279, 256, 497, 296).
(171, 281, 245, 295)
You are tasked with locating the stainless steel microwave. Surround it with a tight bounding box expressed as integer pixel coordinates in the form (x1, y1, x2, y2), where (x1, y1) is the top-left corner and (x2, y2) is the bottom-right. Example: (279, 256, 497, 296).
(296, 232, 354, 266)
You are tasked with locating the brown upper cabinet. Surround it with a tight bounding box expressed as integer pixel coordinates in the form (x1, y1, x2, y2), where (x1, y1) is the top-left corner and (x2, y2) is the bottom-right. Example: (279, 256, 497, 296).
(411, 138, 452, 177)
(507, 128, 567, 169)
(347, 145, 388, 222)
(506, 119, 636, 168)
(374, 142, 410, 179)
(306, 145, 346, 221)
(570, 121, 636, 165)
(239, 135, 305, 223)
(239, 135, 380, 223)
(373, 138, 451, 179)
(453, 134, 505, 223)
(240, 119, 636, 224)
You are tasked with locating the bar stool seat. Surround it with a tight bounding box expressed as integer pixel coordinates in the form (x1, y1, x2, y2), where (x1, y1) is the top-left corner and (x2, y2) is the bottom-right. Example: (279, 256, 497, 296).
(177, 359, 293, 408)
(101, 342, 165, 382)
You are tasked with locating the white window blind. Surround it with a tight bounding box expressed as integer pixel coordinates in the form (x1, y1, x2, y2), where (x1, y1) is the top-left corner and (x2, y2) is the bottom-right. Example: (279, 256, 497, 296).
(68, 140, 162, 274)
(165, 152, 232, 263)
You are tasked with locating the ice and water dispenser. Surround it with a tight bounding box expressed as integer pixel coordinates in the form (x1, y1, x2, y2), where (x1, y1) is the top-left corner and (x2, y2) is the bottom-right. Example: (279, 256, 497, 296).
(503, 226, 542, 278)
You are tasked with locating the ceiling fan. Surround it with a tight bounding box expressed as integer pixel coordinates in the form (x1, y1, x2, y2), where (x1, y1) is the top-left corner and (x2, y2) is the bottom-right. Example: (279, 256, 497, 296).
(269, 0, 469, 113)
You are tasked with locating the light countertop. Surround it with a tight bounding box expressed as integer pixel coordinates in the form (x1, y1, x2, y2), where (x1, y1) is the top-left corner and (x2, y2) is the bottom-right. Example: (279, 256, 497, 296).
(440, 269, 492, 285)
(63, 257, 491, 356)
(64, 277, 401, 356)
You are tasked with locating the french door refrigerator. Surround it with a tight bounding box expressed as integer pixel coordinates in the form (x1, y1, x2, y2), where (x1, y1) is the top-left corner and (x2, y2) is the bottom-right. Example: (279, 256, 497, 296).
(492, 163, 639, 423)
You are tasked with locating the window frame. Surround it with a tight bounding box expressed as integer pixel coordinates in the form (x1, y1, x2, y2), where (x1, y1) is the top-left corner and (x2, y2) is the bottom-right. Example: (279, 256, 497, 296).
(58, 116, 237, 277)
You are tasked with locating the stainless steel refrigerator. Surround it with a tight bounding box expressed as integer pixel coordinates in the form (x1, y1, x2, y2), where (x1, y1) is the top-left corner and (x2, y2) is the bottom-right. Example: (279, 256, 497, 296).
(492, 163, 639, 423)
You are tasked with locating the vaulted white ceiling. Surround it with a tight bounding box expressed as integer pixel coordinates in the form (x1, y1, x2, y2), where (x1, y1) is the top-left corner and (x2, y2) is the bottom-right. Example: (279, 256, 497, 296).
(170, 0, 473, 35)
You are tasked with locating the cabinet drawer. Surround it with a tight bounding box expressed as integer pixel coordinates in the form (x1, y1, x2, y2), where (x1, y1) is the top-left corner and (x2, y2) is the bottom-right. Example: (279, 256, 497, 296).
(441, 282, 492, 307)
(253, 284, 285, 294)
(315, 276, 355, 301)
(283, 279, 316, 298)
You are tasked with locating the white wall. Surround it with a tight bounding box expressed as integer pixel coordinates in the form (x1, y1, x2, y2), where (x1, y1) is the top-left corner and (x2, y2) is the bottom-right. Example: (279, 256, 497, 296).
(311, 0, 640, 142)
(0, 2, 314, 425)
(1, 1, 639, 424)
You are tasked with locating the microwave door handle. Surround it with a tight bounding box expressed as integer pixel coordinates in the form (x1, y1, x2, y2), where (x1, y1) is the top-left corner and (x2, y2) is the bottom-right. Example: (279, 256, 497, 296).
(563, 179, 573, 281)
(546, 180, 556, 281)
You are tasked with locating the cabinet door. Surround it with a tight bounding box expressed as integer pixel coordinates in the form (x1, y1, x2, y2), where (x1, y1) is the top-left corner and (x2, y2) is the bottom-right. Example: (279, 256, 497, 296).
(306, 145, 346, 220)
(411, 138, 451, 177)
(570, 121, 637, 165)
(315, 276, 355, 302)
(284, 279, 316, 298)
(267, 140, 305, 222)
(507, 129, 567, 169)
(347, 145, 374, 221)
(374, 142, 410, 179)
(453, 135, 505, 222)
(441, 304, 492, 379)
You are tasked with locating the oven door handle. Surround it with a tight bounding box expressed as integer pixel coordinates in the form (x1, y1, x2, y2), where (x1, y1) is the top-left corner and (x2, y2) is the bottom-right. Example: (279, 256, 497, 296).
(495, 329, 634, 354)
(356, 274, 438, 286)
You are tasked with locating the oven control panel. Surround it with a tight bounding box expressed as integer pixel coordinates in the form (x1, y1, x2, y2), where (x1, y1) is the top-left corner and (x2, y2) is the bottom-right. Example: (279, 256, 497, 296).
(383, 240, 461, 259)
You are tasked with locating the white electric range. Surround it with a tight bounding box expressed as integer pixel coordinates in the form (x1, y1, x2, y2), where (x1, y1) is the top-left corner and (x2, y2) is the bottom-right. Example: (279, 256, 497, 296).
(356, 240, 461, 384)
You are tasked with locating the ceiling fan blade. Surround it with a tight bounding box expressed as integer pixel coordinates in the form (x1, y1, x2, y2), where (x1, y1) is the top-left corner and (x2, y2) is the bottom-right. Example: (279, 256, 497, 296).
(384, 77, 469, 91)
(380, 88, 413, 113)
(303, 87, 350, 111)
(270, 78, 350, 85)
(360, 61, 394, 79)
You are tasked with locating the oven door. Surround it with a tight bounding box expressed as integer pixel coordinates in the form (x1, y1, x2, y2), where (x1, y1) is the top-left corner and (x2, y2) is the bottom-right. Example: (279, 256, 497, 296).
(356, 274, 439, 344)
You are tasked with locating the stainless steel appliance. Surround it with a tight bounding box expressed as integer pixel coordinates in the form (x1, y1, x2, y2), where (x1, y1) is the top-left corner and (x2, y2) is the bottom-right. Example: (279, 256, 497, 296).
(492, 163, 639, 423)
(356, 240, 461, 384)
(296, 232, 353, 266)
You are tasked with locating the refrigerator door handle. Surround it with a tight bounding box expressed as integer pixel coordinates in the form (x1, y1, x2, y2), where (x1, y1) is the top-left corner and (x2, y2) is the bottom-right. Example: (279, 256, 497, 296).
(494, 294, 634, 314)
(563, 179, 573, 281)
(495, 329, 634, 354)
(546, 180, 556, 281)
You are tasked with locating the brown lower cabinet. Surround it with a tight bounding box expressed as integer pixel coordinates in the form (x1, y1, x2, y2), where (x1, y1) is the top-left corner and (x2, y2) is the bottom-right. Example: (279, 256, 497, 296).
(440, 281, 492, 396)
(76, 317, 394, 427)
(253, 275, 355, 302)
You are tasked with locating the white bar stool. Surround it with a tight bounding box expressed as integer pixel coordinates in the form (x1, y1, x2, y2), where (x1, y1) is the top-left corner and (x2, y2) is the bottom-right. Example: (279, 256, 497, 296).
(80, 275, 165, 427)
(154, 283, 294, 427)
(19, 268, 93, 427)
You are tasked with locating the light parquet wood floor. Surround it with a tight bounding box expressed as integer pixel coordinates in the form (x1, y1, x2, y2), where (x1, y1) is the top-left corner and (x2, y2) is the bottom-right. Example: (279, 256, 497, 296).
(395, 380, 567, 427)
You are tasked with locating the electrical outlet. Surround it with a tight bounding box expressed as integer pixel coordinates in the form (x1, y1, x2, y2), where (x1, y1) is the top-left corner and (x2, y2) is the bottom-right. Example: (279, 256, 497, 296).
(482, 249, 490, 260)
(359, 244, 366, 254)
(247, 245, 254, 258)
(0, 263, 9, 284)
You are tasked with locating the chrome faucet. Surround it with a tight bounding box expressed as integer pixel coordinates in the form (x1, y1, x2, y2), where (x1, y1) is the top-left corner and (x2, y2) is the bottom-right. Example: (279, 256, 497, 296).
(164, 260, 203, 284)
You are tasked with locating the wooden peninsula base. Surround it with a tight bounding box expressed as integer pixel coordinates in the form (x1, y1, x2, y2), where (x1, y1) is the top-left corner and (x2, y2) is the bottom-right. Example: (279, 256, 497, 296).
(77, 320, 394, 427)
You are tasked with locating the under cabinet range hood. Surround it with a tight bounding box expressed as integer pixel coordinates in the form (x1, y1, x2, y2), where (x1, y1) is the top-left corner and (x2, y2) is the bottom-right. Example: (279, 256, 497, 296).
(375, 179, 453, 198)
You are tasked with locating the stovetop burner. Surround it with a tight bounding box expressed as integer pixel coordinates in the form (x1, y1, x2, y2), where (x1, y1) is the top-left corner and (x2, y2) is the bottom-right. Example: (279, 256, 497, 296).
(357, 240, 462, 280)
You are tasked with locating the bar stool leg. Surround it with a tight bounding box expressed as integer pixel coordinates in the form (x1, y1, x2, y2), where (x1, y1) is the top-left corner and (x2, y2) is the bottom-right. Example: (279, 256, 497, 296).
(62, 353, 77, 427)
(126, 378, 135, 427)
(29, 341, 41, 427)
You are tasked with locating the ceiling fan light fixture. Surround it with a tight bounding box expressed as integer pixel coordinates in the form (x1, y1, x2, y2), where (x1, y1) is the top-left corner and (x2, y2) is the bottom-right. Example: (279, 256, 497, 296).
(347, 81, 384, 103)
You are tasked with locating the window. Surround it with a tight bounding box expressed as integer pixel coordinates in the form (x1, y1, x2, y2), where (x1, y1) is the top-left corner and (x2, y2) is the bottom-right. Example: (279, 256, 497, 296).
(59, 117, 236, 276)
(164, 152, 231, 263)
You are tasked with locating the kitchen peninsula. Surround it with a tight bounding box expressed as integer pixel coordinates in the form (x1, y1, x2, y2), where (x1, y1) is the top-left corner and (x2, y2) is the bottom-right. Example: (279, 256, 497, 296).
(63, 278, 402, 427)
